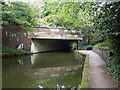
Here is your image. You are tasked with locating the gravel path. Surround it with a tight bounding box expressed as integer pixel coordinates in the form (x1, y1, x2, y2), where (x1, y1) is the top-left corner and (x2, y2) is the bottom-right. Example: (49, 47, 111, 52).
(77, 50, 119, 88)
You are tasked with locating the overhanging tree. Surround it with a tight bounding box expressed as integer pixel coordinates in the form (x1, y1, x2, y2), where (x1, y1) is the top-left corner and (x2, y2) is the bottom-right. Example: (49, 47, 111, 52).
(2, 1, 38, 30)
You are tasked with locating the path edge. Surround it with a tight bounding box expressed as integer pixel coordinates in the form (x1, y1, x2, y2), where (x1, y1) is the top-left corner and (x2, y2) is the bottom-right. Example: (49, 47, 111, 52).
(76, 51, 92, 88)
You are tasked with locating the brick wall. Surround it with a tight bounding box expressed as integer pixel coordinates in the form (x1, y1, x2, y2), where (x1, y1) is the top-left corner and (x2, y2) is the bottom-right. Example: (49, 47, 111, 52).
(2, 25, 31, 51)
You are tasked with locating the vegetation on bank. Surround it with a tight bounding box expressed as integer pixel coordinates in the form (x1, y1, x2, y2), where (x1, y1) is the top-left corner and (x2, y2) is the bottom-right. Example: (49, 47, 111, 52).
(2, 45, 31, 58)
(94, 41, 120, 81)
(94, 41, 111, 50)
(92, 2, 120, 81)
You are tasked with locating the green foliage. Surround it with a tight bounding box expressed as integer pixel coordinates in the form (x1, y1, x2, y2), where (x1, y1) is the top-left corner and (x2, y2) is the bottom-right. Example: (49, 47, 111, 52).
(93, 2, 120, 80)
(90, 33, 107, 45)
(107, 55, 120, 80)
(72, 43, 77, 50)
(86, 45, 93, 47)
(2, 2, 38, 30)
(2, 45, 30, 57)
(94, 41, 111, 50)
(40, 2, 95, 31)
(37, 20, 50, 27)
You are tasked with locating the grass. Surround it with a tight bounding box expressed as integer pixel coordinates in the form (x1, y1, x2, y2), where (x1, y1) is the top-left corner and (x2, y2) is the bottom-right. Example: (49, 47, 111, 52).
(1, 44, 31, 58)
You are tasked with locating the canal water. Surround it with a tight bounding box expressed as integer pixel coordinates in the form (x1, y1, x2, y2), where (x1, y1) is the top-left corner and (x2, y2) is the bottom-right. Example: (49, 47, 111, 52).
(2, 52, 83, 88)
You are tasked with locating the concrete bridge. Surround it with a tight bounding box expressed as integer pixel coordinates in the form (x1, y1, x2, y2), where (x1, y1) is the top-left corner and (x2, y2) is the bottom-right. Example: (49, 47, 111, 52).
(28, 27, 82, 53)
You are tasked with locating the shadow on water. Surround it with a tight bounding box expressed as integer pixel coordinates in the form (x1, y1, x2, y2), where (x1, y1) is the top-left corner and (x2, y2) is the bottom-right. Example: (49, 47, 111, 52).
(2, 50, 83, 88)
(34, 47, 73, 54)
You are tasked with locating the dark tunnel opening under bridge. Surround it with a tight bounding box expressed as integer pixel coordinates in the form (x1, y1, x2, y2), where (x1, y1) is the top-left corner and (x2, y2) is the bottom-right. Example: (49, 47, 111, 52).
(31, 39, 79, 53)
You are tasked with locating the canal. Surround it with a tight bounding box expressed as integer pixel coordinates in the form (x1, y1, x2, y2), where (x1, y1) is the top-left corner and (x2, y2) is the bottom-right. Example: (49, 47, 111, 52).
(2, 52, 83, 88)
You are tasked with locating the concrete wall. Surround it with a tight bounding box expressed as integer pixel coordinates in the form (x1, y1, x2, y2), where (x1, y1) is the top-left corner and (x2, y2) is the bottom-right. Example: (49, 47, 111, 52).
(31, 39, 73, 53)
(2, 25, 31, 51)
(93, 47, 110, 62)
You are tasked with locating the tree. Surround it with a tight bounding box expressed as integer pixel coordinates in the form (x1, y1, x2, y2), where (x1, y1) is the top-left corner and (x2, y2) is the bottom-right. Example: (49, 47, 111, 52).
(40, 2, 93, 29)
(93, 2, 120, 80)
(2, 1, 38, 30)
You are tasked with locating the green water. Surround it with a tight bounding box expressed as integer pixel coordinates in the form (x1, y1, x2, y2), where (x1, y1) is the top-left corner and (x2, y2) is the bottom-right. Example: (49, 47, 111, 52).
(2, 52, 83, 88)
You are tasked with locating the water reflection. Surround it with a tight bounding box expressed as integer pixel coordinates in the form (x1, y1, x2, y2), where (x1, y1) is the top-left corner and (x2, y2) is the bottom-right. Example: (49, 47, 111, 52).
(2, 52, 83, 88)
(28, 66, 81, 80)
(31, 52, 79, 69)
(31, 54, 37, 65)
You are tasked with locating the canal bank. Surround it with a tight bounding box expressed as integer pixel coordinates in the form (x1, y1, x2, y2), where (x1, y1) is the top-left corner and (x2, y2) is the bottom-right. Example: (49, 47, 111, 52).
(76, 50, 119, 88)
(2, 45, 31, 58)
(75, 50, 91, 88)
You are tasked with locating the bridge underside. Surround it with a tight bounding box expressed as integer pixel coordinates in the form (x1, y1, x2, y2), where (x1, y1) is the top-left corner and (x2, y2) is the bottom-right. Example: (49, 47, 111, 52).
(31, 38, 78, 53)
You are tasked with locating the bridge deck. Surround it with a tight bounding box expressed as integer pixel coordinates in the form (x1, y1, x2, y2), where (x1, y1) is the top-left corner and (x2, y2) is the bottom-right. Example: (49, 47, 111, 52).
(28, 28, 81, 40)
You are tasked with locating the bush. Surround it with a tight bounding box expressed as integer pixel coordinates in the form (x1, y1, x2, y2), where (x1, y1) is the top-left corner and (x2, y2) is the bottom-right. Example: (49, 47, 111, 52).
(107, 55, 120, 80)
(94, 41, 111, 50)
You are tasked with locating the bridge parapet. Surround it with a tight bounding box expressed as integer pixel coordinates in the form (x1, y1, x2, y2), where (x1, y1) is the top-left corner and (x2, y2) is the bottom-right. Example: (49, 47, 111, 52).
(28, 28, 81, 40)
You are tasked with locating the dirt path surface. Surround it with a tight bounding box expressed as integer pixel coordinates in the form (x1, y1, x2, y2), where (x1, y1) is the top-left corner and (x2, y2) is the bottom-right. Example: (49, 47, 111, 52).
(77, 50, 119, 88)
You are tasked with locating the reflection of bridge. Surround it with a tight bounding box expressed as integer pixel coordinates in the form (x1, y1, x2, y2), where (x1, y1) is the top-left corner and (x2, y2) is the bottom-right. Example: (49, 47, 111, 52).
(28, 27, 82, 53)
(28, 66, 80, 79)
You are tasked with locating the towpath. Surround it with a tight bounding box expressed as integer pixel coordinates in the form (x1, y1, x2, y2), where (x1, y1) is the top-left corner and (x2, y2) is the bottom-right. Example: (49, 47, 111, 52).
(77, 50, 119, 88)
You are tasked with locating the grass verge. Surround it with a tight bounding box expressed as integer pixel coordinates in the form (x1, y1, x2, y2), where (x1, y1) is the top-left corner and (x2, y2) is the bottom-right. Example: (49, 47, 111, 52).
(1, 44, 31, 58)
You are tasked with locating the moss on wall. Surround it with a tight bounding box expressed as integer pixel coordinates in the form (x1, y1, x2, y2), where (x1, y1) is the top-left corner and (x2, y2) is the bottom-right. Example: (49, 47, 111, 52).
(74, 51, 92, 88)
(80, 56, 92, 88)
